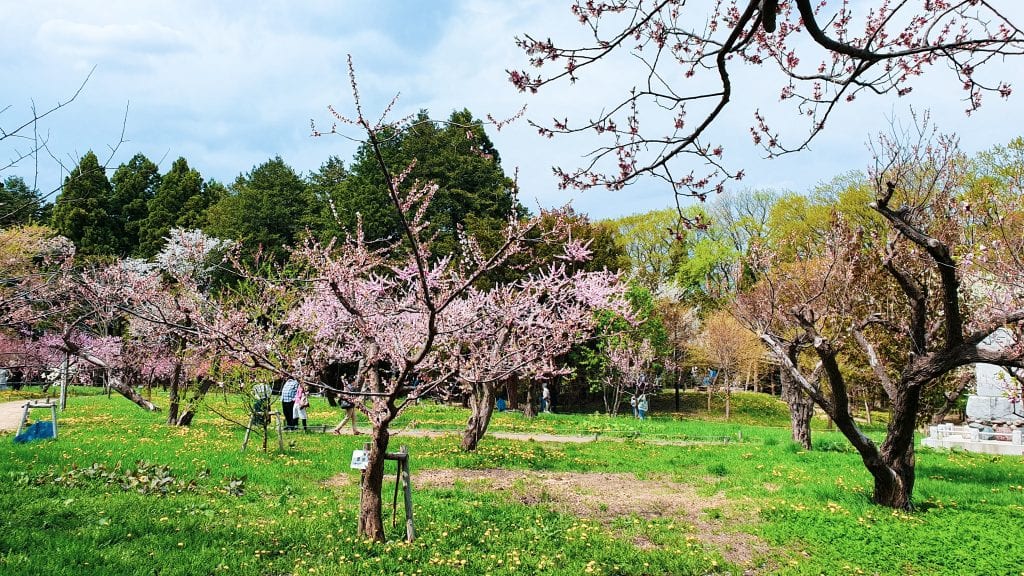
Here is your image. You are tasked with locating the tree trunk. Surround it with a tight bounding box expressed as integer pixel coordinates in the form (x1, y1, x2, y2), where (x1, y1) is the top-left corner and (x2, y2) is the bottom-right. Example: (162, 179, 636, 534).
(867, 449, 915, 510)
(523, 381, 536, 418)
(611, 385, 623, 417)
(673, 366, 680, 412)
(507, 375, 519, 411)
(780, 365, 813, 450)
(870, 382, 921, 509)
(167, 362, 181, 425)
(724, 376, 731, 421)
(175, 377, 215, 426)
(462, 383, 495, 451)
(358, 415, 391, 541)
(108, 373, 161, 412)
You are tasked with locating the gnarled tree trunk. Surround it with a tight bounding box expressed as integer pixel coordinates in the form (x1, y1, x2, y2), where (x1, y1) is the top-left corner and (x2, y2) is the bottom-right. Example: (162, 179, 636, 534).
(869, 381, 921, 509)
(780, 365, 814, 450)
(462, 382, 495, 451)
(107, 372, 161, 412)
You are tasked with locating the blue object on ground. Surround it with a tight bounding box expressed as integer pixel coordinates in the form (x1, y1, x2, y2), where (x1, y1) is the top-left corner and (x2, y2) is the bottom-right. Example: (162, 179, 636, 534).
(14, 421, 55, 443)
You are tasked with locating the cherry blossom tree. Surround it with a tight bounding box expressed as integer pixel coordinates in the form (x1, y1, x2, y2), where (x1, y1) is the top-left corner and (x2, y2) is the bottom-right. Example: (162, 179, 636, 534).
(448, 256, 630, 450)
(734, 224, 857, 449)
(152, 58, 629, 541)
(605, 338, 657, 416)
(113, 229, 236, 425)
(2, 250, 162, 411)
(511, 1, 1023, 199)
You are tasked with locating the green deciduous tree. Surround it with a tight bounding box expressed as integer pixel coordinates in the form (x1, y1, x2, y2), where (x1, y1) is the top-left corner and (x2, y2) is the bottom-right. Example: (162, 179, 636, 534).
(607, 207, 685, 290)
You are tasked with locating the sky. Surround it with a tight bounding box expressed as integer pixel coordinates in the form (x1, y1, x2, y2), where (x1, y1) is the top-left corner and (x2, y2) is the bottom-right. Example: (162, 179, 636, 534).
(3, 0, 1023, 221)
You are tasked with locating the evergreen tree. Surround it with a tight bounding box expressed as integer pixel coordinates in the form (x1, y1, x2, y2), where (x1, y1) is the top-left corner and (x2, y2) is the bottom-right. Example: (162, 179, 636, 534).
(111, 153, 160, 255)
(0, 176, 46, 227)
(50, 151, 118, 257)
(308, 155, 350, 240)
(340, 109, 525, 254)
(139, 158, 219, 257)
(204, 156, 314, 262)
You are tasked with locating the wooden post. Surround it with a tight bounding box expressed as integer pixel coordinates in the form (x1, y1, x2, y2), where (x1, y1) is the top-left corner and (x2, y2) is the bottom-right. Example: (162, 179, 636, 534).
(242, 411, 284, 452)
(59, 352, 69, 411)
(399, 445, 414, 541)
(275, 411, 284, 452)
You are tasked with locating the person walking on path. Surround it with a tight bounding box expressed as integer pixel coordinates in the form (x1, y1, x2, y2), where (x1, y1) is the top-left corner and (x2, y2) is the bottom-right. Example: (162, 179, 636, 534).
(331, 381, 361, 435)
(293, 382, 310, 432)
(281, 377, 299, 430)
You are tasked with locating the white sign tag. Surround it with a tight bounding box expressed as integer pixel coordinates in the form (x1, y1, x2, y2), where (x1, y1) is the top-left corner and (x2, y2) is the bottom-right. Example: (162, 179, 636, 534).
(350, 450, 369, 470)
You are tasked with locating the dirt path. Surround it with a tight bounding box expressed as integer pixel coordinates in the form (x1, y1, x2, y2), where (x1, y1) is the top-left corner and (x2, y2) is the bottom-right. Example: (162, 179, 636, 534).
(392, 428, 599, 443)
(0, 400, 29, 432)
(387, 426, 736, 447)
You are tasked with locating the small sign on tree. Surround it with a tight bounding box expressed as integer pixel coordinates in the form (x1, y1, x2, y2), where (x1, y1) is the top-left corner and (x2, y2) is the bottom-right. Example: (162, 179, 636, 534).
(350, 449, 369, 470)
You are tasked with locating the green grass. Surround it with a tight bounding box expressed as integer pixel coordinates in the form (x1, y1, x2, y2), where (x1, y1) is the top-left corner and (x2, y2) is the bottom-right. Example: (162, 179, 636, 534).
(0, 390, 1021, 575)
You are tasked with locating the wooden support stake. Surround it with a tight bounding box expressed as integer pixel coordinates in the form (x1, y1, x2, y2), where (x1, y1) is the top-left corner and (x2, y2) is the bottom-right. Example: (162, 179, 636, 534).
(241, 411, 284, 452)
(400, 445, 415, 541)
(378, 444, 415, 542)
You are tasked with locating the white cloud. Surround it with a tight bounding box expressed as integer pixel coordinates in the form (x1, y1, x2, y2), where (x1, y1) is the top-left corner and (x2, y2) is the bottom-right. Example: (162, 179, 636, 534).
(3, 1, 1024, 219)
(36, 19, 189, 60)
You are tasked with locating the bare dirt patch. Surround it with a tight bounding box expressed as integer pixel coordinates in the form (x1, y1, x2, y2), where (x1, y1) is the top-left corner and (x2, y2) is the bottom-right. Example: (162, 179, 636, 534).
(414, 468, 769, 569)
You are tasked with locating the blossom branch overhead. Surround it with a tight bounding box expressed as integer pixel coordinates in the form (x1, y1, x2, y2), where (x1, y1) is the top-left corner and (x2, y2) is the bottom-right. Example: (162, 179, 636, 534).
(511, 0, 1023, 199)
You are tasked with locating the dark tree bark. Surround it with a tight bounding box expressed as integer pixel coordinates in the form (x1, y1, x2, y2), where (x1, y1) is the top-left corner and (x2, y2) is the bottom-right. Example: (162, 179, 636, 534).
(166, 361, 181, 425)
(761, 180, 1024, 510)
(462, 382, 496, 451)
(357, 402, 391, 542)
(506, 374, 519, 411)
(175, 377, 215, 426)
(780, 364, 813, 450)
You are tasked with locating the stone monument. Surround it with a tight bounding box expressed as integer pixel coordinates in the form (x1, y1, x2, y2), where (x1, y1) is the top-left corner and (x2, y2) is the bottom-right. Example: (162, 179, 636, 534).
(965, 328, 1023, 426)
(923, 328, 1023, 455)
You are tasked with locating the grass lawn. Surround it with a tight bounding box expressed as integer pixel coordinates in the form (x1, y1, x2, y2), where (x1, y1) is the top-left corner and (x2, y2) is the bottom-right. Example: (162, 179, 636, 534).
(0, 388, 1021, 575)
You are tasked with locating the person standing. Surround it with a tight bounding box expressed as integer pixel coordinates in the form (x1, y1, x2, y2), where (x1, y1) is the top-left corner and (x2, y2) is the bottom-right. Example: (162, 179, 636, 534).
(281, 377, 299, 430)
(541, 383, 552, 413)
(252, 380, 273, 424)
(293, 382, 310, 432)
(630, 395, 638, 418)
(637, 394, 649, 420)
